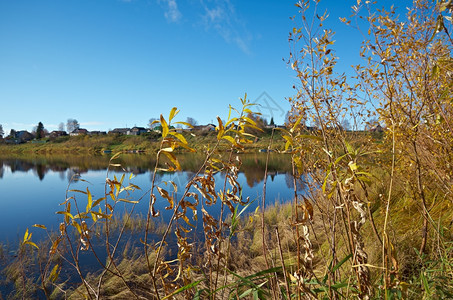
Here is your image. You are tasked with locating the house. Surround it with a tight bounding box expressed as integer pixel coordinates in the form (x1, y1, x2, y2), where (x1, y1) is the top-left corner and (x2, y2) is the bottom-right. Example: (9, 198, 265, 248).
(70, 128, 88, 136)
(108, 128, 130, 135)
(370, 124, 384, 133)
(89, 131, 107, 135)
(128, 127, 147, 136)
(16, 130, 34, 143)
(191, 124, 216, 132)
(49, 131, 68, 138)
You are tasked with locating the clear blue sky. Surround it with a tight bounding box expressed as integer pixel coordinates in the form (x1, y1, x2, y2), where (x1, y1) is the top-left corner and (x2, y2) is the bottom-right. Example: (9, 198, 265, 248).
(0, 0, 402, 134)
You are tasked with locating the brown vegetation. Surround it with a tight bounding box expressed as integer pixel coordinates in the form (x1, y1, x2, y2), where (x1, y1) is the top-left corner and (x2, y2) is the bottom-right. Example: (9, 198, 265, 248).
(2, 1, 453, 299)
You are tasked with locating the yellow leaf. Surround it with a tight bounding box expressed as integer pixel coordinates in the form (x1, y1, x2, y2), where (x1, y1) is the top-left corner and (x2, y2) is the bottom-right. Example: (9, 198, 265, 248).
(221, 135, 236, 145)
(169, 107, 179, 122)
(174, 121, 193, 128)
(168, 131, 188, 144)
(92, 197, 106, 209)
(160, 114, 169, 137)
(33, 224, 47, 230)
(162, 151, 181, 170)
(91, 211, 112, 219)
(72, 221, 82, 235)
(216, 116, 224, 140)
(86, 188, 92, 212)
(110, 152, 122, 161)
(25, 241, 39, 249)
(157, 186, 174, 210)
(118, 198, 139, 204)
(23, 228, 29, 242)
(291, 115, 303, 133)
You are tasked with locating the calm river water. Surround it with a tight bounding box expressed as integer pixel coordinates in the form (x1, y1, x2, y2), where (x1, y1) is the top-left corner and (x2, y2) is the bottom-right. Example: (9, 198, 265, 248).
(0, 153, 303, 244)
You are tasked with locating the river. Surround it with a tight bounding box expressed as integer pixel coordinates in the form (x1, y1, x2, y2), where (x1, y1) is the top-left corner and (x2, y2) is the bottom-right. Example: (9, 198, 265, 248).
(0, 153, 302, 243)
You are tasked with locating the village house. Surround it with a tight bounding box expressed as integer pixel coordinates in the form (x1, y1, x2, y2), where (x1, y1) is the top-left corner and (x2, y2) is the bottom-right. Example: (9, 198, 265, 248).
(191, 124, 216, 132)
(108, 128, 130, 135)
(89, 131, 107, 135)
(128, 126, 147, 135)
(70, 128, 88, 136)
(370, 124, 384, 133)
(16, 130, 35, 143)
(49, 131, 68, 139)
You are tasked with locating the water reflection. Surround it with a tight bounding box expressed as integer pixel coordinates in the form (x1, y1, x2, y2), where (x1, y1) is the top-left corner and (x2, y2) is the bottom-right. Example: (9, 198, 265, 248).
(0, 153, 293, 188)
(0, 153, 305, 246)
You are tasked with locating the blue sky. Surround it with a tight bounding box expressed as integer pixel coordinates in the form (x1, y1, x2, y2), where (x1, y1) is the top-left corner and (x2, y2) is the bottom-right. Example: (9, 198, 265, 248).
(0, 0, 402, 134)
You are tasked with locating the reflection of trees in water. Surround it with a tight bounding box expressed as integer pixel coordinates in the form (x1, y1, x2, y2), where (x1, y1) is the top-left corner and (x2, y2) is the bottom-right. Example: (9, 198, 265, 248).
(67, 168, 83, 182)
(150, 171, 165, 184)
(59, 170, 66, 181)
(0, 154, 294, 186)
(0, 165, 3, 178)
(185, 170, 197, 183)
(284, 173, 306, 192)
(34, 164, 47, 181)
(124, 166, 147, 175)
(242, 167, 265, 188)
(7, 160, 34, 173)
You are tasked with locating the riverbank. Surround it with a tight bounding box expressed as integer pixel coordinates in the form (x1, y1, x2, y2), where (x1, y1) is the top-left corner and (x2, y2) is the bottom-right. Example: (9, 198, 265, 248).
(0, 131, 287, 154)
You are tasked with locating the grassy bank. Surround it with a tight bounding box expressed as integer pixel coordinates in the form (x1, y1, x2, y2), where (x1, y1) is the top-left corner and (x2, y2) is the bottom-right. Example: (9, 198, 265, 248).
(0, 130, 287, 155)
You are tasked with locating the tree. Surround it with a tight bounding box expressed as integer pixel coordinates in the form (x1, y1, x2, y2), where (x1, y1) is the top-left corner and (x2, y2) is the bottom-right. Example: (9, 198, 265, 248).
(186, 117, 198, 127)
(66, 119, 80, 133)
(58, 122, 65, 132)
(340, 119, 351, 131)
(9, 129, 16, 138)
(36, 122, 45, 139)
(270, 117, 275, 126)
(0, 124, 3, 137)
(149, 118, 159, 130)
(355, 0, 453, 255)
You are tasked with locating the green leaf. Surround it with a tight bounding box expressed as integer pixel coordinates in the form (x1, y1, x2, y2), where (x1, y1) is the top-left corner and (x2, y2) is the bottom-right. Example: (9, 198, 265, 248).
(49, 264, 60, 282)
(334, 153, 347, 165)
(161, 280, 202, 300)
(331, 253, 352, 273)
(345, 141, 354, 154)
(432, 64, 440, 78)
(348, 161, 358, 171)
(322, 166, 331, 193)
(421, 271, 431, 295)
